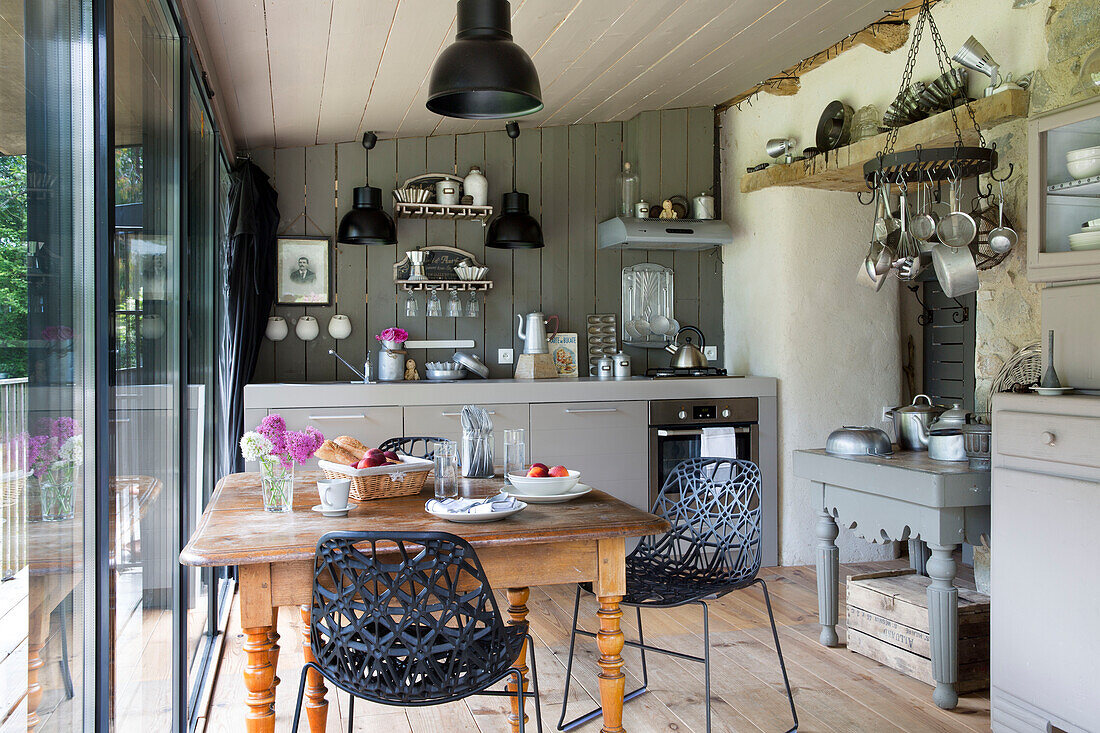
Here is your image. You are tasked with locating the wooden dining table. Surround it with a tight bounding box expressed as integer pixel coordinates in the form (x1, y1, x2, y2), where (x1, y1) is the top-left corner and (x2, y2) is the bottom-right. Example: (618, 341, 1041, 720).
(180, 471, 669, 733)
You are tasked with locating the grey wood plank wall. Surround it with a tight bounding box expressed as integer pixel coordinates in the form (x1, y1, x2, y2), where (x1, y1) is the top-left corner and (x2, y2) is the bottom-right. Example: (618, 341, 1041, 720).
(250, 107, 721, 381)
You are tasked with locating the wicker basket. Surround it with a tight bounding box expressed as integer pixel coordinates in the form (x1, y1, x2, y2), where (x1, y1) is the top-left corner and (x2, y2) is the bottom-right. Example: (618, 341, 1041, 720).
(318, 457, 432, 501)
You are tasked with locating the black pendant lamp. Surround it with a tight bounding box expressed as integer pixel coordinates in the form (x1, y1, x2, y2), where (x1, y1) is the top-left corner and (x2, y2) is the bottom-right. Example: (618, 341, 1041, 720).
(427, 0, 542, 119)
(337, 132, 396, 245)
(486, 121, 543, 249)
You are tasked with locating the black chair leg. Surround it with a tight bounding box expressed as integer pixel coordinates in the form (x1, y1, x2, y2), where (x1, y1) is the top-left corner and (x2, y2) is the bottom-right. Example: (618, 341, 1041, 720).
(635, 605, 649, 690)
(347, 692, 355, 733)
(693, 601, 713, 733)
(526, 634, 544, 733)
(58, 595, 75, 700)
(291, 664, 311, 733)
(512, 667, 527, 733)
(755, 578, 798, 733)
(556, 585, 584, 731)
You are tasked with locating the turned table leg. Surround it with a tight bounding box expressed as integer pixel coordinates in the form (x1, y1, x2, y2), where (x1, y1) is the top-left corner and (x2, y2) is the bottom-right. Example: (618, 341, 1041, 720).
(300, 604, 329, 732)
(927, 543, 960, 710)
(269, 606, 281, 702)
(243, 625, 276, 733)
(505, 587, 531, 733)
(596, 595, 626, 733)
(816, 506, 840, 647)
(26, 597, 50, 732)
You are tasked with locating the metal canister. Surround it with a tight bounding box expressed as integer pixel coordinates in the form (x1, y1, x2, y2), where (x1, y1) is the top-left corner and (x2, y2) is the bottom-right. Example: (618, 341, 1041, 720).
(613, 351, 632, 379)
(596, 355, 614, 379)
(435, 180, 460, 206)
(378, 348, 406, 381)
(692, 192, 715, 219)
(634, 200, 650, 219)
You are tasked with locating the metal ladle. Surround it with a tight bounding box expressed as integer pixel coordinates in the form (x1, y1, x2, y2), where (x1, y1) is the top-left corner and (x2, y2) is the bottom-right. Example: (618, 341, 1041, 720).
(988, 179, 1018, 254)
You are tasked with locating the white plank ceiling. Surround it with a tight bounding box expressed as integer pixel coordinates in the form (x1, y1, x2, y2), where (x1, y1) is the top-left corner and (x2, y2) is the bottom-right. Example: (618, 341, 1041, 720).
(191, 0, 889, 150)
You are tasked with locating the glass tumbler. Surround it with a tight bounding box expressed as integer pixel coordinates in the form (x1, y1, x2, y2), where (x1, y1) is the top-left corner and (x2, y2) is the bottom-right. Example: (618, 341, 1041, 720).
(426, 289, 442, 317)
(446, 289, 462, 317)
(465, 290, 480, 317)
(433, 440, 458, 500)
(405, 291, 418, 317)
(503, 428, 526, 483)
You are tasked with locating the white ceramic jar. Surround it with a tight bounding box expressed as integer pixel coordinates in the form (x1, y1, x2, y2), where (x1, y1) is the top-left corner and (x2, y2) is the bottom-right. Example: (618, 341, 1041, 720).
(327, 314, 352, 340)
(295, 315, 319, 341)
(463, 166, 488, 206)
(265, 316, 289, 341)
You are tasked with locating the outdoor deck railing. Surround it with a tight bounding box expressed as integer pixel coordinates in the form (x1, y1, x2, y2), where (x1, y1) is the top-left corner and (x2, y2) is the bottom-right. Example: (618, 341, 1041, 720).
(0, 377, 28, 580)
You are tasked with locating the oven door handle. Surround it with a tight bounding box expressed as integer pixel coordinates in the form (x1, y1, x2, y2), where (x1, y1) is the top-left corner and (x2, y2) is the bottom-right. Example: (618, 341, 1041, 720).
(656, 427, 752, 437)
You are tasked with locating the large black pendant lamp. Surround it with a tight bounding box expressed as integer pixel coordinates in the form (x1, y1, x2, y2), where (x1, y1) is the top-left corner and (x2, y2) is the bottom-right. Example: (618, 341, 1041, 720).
(427, 0, 542, 119)
(337, 132, 396, 245)
(486, 121, 543, 249)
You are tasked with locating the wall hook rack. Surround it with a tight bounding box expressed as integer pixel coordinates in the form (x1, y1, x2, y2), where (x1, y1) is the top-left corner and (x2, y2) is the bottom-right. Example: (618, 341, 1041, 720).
(907, 284, 969, 326)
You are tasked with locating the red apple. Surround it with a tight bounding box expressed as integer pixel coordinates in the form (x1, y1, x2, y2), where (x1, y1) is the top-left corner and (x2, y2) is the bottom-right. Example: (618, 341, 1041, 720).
(364, 454, 386, 468)
(526, 465, 549, 478)
(531, 462, 549, 472)
(383, 450, 400, 462)
(356, 457, 371, 469)
(548, 465, 570, 478)
(367, 448, 384, 457)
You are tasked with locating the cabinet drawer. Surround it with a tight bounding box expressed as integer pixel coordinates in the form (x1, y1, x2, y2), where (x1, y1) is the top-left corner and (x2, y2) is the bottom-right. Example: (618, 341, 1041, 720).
(276, 406, 403, 468)
(402, 404, 530, 458)
(530, 401, 647, 431)
(996, 410, 1100, 473)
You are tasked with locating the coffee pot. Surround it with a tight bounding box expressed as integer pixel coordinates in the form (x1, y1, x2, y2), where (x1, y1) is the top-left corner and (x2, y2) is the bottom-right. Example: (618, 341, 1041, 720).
(516, 312, 559, 355)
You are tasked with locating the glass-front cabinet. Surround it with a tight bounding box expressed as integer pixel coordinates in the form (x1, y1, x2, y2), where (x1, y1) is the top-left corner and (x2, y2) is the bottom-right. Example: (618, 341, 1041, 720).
(1027, 96, 1100, 282)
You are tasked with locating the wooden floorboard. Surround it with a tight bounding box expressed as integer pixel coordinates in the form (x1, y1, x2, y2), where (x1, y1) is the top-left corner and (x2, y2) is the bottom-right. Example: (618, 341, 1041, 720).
(203, 562, 991, 732)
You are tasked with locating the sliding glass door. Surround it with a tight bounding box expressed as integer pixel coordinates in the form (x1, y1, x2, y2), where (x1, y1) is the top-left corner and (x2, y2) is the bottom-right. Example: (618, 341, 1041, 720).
(0, 0, 95, 730)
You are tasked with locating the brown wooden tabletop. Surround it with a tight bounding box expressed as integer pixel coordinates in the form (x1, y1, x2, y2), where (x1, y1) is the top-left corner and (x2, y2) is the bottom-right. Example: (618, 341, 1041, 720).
(180, 471, 669, 567)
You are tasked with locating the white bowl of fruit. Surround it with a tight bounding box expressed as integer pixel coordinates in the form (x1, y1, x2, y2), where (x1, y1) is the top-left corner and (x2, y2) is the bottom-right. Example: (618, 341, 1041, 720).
(507, 463, 580, 495)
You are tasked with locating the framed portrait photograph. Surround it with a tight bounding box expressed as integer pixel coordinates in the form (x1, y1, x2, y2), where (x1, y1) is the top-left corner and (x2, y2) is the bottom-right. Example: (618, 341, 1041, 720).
(276, 236, 331, 305)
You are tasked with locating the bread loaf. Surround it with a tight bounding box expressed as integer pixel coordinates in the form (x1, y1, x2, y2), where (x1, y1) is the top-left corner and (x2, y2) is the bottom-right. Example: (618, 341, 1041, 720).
(333, 435, 370, 459)
(315, 440, 361, 465)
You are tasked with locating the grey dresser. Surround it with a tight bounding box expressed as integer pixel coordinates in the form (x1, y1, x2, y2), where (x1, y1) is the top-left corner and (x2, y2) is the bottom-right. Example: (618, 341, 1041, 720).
(991, 393, 1100, 733)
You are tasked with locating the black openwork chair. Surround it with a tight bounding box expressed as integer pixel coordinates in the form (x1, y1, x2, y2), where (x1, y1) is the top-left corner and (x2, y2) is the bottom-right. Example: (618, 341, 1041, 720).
(558, 457, 798, 733)
(377, 436, 446, 460)
(293, 531, 543, 732)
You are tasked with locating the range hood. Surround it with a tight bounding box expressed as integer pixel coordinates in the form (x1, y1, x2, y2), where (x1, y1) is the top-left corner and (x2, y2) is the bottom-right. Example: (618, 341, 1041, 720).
(597, 217, 732, 251)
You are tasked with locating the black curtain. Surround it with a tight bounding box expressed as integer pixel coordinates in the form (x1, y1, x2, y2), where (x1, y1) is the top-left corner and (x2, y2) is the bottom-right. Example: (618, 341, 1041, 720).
(218, 161, 279, 477)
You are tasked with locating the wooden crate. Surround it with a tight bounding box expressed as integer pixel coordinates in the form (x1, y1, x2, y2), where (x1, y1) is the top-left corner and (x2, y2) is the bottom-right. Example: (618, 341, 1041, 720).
(846, 569, 990, 693)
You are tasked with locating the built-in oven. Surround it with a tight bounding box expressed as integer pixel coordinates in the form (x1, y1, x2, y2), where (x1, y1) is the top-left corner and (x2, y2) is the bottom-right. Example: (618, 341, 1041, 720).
(648, 398, 759, 506)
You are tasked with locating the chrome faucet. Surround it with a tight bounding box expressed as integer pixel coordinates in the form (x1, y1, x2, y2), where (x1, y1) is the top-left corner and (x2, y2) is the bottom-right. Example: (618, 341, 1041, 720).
(328, 349, 374, 383)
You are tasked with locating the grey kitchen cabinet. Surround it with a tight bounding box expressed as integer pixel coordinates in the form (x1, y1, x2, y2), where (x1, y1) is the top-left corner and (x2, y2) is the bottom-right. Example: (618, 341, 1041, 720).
(276, 406, 403, 468)
(990, 395, 1100, 733)
(402, 403, 530, 460)
(529, 401, 649, 509)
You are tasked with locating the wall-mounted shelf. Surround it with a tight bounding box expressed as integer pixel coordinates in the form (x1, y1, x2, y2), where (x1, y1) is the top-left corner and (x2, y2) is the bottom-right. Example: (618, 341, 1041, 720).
(1047, 175, 1100, 198)
(394, 202, 493, 222)
(740, 88, 1029, 194)
(396, 280, 493, 292)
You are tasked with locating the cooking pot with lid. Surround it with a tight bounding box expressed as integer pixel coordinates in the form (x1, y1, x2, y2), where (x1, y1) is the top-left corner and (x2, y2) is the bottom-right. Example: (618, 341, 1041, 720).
(889, 394, 946, 451)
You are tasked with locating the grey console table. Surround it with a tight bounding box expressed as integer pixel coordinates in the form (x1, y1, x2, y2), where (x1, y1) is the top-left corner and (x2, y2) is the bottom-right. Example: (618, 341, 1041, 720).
(792, 449, 991, 710)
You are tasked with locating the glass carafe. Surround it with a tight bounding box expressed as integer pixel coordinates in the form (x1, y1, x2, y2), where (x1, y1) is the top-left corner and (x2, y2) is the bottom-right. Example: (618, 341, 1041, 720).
(617, 162, 639, 217)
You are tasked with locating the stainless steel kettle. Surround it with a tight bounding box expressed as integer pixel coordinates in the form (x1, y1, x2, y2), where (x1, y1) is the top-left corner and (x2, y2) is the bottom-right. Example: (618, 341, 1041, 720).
(516, 312, 559, 355)
(664, 326, 708, 369)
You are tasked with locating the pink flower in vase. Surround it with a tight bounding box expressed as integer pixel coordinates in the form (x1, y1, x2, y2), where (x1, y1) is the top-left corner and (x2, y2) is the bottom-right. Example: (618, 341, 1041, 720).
(286, 429, 324, 465)
(375, 327, 409, 344)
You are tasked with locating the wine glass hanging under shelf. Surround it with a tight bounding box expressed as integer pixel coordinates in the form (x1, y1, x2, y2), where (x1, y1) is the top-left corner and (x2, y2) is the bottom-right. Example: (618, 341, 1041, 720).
(621, 263, 674, 348)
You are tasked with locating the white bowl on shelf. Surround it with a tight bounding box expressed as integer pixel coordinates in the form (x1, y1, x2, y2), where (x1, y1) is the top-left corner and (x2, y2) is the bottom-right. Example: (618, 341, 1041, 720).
(1068, 230, 1100, 251)
(1066, 156, 1100, 180)
(1066, 145, 1100, 161)
(506, 470, 581, 495)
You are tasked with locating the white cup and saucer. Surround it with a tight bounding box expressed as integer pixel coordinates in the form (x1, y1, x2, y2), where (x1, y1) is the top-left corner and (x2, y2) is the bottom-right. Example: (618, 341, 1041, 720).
(312, 478, 356, 517)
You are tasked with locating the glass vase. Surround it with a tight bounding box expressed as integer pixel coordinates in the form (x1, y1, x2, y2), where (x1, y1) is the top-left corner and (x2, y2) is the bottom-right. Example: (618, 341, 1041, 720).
(259, 456, 294, 513)
(39, 461, 77, 521)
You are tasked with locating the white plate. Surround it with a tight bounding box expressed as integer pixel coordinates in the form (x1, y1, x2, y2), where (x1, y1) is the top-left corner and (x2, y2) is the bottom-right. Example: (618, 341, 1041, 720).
(426, 501, 526, 523)
(1069, 230, 1100, 244)
(1069, 240, 1100, 252)
(1031, 386, 1075, 396)
(504, 483, 593, 504)
(312, 501, 358, 517)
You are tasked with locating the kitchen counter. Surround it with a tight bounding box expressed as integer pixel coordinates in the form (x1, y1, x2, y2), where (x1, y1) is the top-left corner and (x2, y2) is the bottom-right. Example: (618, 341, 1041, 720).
(244, 375, 776, 408)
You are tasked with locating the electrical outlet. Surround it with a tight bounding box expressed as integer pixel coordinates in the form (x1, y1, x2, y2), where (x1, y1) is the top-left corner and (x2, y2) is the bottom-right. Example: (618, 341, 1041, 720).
(498, 348, 514, 365)
(703, 346, 718, 361)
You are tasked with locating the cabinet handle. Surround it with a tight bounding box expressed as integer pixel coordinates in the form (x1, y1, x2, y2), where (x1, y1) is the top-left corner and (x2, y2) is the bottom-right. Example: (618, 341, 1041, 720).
(1041, 431, 1056, 446)
(307, 414, 366, 420)
(441, 411, 496, 417)
(564, 408, 618, 414)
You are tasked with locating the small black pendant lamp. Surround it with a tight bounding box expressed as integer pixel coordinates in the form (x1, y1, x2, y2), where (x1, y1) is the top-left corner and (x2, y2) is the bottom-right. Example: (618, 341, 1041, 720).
(427, 0, 542, 119)
(337, 132, 397, 245)
(486, 121, 543, 249)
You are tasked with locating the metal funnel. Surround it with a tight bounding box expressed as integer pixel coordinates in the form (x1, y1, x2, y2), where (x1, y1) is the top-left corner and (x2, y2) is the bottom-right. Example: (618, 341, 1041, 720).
(952, 36, 1001, 88)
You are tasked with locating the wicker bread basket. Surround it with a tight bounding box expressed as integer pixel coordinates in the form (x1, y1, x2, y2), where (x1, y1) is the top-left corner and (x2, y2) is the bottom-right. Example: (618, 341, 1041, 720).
(318, 457, 432, 501)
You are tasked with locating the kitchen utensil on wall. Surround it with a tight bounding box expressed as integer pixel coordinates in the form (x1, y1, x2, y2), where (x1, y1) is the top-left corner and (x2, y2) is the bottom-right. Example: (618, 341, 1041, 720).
(1040, 330, 1062, 388)
(665, 325, 708, 369)
(516, 311, 559, 354)
(888, 394, 946, 451)
(987, 179, 1018, 253)
(936, 175, 978, 248)
(692, 192, 715, 219)
(909, 178, 939, 243)
(463, 165, 488, 206)
(622, 263, 674, 345)
(265, 316, 289, 341)
(294, 316, 319, 341)
(825, 426, 893, 457)
(816, 101, 854, 151)
(618, 162, 639, 217)
(766, 137, 796, 159)
(408, 249, 430, 281)
(327, 314, 352, 340)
